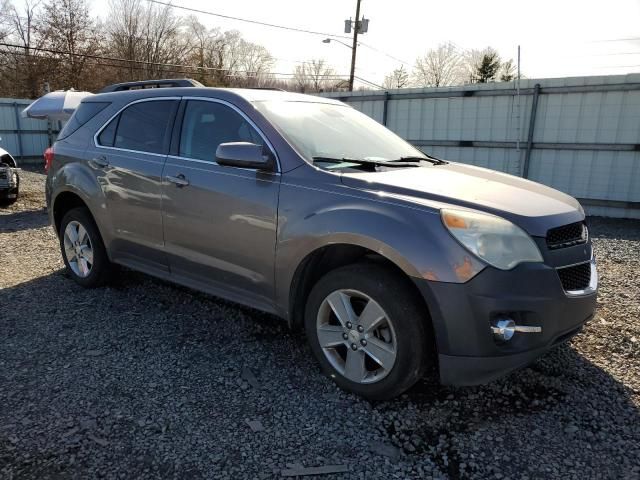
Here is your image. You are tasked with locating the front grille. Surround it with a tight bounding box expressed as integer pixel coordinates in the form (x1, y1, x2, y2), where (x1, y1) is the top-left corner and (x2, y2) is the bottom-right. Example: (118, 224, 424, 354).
(557, 262, 591, 291)
(546, 221, 587, 250)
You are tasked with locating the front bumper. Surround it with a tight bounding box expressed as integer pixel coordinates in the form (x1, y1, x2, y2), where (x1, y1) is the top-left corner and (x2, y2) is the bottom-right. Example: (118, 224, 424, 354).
(415, 257, 597, 386)
(0, 167, 19, 199)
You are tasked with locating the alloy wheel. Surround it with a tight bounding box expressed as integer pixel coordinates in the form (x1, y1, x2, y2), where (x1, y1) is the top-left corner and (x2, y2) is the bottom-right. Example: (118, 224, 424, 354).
(316, 289, 397, 384)
(63, 220, 94, 278)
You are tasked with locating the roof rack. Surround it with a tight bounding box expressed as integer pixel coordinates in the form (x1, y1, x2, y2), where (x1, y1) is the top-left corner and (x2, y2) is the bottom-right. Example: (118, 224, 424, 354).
(98, 78, 204, 93)
(247, 87, 286, 92)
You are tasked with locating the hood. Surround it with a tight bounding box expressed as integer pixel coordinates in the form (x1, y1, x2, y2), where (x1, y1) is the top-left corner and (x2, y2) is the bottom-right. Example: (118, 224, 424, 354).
(340, 162, 583, 237)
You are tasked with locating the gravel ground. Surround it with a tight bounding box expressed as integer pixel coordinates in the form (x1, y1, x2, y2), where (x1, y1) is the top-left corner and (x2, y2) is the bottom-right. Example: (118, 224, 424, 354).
(1, 168, 639, 479)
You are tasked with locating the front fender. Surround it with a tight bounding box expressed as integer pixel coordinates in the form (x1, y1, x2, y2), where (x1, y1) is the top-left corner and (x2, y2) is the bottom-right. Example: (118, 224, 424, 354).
(274, 179, 486, 316)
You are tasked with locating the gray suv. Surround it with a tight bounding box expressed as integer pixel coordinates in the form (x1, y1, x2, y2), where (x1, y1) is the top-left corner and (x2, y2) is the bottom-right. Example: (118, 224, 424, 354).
(46, 82, 597, 400)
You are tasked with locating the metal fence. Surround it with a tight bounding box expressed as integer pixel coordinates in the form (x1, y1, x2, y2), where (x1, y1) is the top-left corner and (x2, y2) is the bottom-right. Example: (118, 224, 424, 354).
(0, 98, 58, 160)
(321, 74, 640, 219)
(2, 76, 639, 218)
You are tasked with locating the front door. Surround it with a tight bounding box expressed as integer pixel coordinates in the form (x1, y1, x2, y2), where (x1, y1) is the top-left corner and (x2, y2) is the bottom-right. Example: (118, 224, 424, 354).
(161, 99, 280, 311)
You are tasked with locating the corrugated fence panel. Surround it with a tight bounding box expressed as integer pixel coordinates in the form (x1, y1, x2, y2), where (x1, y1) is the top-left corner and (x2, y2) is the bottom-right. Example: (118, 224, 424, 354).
(321, 74, 640, 218)
(0, 98, 52, 159)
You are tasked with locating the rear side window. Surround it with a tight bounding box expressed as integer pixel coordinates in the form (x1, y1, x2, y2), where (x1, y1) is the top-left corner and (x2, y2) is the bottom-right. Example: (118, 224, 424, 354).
(97, 100, 178, 154)
(98, 117, 118, 147)
(58, 102, 110, 140)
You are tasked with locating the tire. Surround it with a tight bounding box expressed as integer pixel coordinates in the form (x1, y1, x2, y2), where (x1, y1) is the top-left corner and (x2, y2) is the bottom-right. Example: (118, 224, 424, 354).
(305, 263, 433, 400)
(59, 207, 112, 288)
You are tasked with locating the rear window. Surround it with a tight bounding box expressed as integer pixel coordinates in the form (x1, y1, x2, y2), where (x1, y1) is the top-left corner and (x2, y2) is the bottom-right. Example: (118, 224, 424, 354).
(58, 102, 110, 140)
(96, 100, 178, 154)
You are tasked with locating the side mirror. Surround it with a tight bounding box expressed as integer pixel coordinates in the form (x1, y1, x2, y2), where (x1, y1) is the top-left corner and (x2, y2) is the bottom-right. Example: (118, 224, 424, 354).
(215, 142, 274, 171)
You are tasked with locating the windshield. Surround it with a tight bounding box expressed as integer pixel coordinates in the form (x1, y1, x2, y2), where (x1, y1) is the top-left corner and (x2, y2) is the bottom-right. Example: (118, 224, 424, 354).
(253, 100, 427, 164)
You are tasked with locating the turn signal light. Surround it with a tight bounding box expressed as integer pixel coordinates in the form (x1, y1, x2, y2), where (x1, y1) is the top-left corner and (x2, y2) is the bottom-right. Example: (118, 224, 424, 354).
(44, 147, 54, 172)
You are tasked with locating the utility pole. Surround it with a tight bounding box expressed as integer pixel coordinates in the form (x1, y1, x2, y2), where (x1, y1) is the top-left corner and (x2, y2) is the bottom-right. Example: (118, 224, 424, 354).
(516, 45, 521, 153)
(348, 0, 362, 91)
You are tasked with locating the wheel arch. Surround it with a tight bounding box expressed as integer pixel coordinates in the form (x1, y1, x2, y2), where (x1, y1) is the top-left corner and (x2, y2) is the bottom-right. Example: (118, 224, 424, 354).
(0, 152, 17, 167)
(52, 190, 91, 234)
(286, 241, 433, 333)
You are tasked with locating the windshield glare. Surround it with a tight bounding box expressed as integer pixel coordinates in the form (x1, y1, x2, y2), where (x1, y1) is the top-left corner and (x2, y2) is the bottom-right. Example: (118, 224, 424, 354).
(254, 101, 426, 164)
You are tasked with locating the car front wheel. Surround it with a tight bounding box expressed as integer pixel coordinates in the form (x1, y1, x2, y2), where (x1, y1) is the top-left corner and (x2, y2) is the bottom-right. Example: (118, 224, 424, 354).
(305, 263, 432, 400)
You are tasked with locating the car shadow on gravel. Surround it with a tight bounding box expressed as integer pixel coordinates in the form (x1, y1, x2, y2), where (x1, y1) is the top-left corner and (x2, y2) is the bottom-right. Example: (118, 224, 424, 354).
(0, 207, 49, 232)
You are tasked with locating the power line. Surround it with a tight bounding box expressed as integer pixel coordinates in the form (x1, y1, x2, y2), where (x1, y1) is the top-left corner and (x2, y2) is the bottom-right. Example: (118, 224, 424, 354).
(592, 37, 640, 43)
(143, 0, 407, 71)
(358, 41, 411, 66)
(142, 0, 351, 40)
(0, 42, 383, 88)
(595, 64, 640, 69)
(0, 47, 353, 79)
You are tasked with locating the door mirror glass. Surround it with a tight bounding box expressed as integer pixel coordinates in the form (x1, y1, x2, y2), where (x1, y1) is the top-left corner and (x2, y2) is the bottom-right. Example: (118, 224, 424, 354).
(216, 142, 273, 170)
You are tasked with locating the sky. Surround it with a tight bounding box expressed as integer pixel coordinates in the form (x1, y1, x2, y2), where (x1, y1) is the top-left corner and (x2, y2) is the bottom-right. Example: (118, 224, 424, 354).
(95, 0, 640, 86)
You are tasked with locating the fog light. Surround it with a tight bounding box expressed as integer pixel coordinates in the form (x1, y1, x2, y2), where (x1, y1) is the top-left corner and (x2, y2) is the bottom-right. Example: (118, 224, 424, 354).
(491, 318, 516, 341)
(491, 317, 543, 341)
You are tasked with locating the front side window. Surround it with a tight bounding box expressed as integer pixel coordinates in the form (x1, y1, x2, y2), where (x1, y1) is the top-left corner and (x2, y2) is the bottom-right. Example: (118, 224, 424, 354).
(179, 100, 263, 162)
(97, 100, 177, 154)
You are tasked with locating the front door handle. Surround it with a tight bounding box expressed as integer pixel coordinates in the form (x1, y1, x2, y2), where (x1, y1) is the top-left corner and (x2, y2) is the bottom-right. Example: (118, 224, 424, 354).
(90, 156, 109, 168)
(166, 174, 189, 187)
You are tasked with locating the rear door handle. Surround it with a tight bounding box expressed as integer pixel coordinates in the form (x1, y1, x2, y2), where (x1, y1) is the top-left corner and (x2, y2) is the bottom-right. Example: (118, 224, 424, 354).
(90, 156, 109, 168)
(166, 174, 189, 187)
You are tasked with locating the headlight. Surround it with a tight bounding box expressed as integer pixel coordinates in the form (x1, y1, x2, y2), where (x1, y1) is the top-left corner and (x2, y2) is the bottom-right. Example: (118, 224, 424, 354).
(441, 209, 543, 270)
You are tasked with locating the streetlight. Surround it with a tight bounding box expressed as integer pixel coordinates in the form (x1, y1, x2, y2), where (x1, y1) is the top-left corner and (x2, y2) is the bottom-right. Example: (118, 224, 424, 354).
(322, 38, 355, 50)
(323, 0, 369, 91)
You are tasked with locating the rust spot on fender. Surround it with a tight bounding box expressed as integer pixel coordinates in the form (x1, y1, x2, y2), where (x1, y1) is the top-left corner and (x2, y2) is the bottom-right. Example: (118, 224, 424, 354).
(454, 256, 475, 282)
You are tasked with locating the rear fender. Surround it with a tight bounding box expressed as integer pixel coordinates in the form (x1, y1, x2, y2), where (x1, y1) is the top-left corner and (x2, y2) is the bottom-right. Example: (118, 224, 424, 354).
(49, 161, 112, 246)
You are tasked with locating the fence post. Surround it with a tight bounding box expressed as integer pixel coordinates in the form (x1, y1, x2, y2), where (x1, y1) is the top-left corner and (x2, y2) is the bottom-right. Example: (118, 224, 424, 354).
(522, 83, 541, 179)
(382, 91, 389, 126)
(13, 102, 24, 158)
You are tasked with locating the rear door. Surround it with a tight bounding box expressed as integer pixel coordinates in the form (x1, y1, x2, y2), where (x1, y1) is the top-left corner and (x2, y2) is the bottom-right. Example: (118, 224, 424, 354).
(90, 97, 179, 273)
(161, 98, 280, 311)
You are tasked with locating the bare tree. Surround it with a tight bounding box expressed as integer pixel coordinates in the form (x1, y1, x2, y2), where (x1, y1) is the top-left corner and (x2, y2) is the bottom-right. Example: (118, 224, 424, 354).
(412, 42, 464, 88)
(0, 0, 53, 97)
(184, 17, 226, 85)
(499, 58, 516, 82)
(382, 65, 409, 89)
(234, 40, 274, 87)
(0, 0, 278, 95)
(293, 58, 336, 92)
(138, 0, 185, 78)
(41, 0, 102, 90)
(106, 0, 186, 80)
(0, 0, 11, 41)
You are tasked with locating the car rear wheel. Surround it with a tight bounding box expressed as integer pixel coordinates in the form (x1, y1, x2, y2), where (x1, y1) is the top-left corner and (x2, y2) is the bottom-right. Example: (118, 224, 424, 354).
(305, 263, 432, 400)
(59, 207, 112, 287)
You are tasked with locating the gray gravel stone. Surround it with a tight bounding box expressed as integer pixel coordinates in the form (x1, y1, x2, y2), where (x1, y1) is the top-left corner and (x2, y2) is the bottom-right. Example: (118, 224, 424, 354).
(1, 168, 639, 479)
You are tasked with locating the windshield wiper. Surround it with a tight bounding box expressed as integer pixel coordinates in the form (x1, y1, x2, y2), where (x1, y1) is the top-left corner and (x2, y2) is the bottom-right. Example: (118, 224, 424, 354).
(312, 156, 420, 168)
(397, 155, 447, 165)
